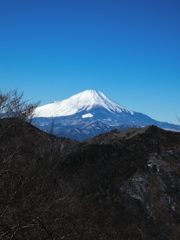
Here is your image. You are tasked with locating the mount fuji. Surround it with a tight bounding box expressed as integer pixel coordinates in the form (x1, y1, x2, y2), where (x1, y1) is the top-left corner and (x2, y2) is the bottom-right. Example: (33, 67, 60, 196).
(33, 90, 173, 140)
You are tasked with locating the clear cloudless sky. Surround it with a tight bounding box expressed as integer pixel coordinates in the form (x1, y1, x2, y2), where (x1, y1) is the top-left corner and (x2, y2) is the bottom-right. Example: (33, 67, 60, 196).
(0, 0, 180, 123)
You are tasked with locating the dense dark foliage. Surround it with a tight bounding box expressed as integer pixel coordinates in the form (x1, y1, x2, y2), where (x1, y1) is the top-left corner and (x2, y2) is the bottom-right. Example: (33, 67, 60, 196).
(1, 118, 180, 239)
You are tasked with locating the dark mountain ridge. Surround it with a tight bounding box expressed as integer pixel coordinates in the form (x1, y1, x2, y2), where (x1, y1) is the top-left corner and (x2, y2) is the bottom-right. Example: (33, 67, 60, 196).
(1, 117, 180, 239)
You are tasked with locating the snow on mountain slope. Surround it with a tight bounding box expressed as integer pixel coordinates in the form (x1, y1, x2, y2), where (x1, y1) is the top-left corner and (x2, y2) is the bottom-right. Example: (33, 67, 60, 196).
(34, 90, 133, 117)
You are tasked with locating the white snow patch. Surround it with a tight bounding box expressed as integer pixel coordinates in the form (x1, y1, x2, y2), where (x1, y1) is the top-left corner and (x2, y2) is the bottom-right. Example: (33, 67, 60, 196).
(82, 113, 93, 118)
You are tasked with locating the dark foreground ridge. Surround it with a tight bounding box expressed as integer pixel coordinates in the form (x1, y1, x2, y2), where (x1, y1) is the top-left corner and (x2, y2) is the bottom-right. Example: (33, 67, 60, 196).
(1, 117, 180, 239)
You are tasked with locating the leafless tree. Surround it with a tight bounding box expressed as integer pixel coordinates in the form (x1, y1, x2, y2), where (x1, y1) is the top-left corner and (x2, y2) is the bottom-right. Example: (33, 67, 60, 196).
(0, 89, 40, 122)
(49, 117, 55, 135)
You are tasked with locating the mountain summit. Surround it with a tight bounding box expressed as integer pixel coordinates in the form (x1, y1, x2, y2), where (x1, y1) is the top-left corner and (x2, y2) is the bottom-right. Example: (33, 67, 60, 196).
(33, 89, 173, 140)
(35, 90, 133, 117)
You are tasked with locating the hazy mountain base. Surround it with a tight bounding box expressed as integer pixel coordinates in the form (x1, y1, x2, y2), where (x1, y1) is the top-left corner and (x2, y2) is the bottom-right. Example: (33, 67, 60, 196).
(1, 118, 180, 239)
(32, 113, 173, 141)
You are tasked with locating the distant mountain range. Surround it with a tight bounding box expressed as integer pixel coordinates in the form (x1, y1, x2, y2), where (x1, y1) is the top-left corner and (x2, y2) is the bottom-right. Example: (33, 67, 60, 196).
(32, 89, 175, 140)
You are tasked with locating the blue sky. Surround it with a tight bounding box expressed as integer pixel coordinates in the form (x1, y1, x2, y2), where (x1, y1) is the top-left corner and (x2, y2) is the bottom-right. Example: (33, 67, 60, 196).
(0, 0, 180, 123)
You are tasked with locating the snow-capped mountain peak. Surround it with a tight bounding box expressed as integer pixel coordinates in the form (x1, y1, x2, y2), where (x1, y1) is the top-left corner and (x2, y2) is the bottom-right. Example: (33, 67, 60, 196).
(34, 89, 133, 117)
(33, 89, 174, 140)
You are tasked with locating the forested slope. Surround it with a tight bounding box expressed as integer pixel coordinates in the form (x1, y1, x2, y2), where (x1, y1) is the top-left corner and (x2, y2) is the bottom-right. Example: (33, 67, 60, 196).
(1, 118, 180, 239)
